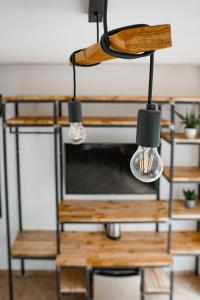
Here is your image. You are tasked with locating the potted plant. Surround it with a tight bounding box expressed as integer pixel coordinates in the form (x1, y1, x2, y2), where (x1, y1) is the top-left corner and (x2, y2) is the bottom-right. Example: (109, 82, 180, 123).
(183, 112, 200, 138)
(176, 111, 200, 138)
(183, 189, 197, 209)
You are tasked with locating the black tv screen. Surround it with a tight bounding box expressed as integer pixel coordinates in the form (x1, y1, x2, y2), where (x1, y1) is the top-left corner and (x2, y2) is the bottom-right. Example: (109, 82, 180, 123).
(65, 144, 157, 195)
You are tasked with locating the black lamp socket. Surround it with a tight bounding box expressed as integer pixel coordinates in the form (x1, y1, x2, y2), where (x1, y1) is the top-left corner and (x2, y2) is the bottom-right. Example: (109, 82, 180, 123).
(68, 100, 83, 123)
(136, 109, 161, 148)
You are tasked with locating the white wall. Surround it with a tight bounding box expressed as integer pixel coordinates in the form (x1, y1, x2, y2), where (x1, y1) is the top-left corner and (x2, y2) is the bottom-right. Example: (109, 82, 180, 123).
(1, 0, 200, 65)
(0, 63, 200, 271)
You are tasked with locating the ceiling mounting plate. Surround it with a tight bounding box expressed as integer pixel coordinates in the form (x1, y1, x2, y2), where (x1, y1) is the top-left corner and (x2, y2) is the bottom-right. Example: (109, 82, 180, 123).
(88, 0, 104, 22)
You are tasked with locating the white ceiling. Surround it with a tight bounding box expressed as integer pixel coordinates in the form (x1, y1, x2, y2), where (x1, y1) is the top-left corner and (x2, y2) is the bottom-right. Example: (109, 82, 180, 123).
(0, 0, 200, 65)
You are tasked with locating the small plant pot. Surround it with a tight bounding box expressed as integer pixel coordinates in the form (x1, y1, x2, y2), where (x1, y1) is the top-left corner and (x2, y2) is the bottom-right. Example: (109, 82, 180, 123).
(185, 200, 196, 209)
(184, 128, 197, 139)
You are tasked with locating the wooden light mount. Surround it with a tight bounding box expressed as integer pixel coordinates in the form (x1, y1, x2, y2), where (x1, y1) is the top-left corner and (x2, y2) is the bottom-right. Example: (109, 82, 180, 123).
(71, 0, 172, 66)
(71, 24, 172, 66)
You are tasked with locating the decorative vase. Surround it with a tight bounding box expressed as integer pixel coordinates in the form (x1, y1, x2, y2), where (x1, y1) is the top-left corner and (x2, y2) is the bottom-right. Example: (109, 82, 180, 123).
(185, 200, 196, 209)
(184, 128, 197, 139)
(106, 223, 121, 240)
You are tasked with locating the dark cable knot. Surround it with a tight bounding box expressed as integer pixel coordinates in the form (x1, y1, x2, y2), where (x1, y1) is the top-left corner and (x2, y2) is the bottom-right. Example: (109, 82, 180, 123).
(100, 24, 155, 60)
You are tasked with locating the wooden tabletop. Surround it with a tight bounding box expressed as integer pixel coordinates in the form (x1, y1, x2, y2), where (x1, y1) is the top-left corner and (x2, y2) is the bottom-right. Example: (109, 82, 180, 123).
(59, 200, 169, 223)
(11, 230, 200, 263)
(57, 231, 174, 268)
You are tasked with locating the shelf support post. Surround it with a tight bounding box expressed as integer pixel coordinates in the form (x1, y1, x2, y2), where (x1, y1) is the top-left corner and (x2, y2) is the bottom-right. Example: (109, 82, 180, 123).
(58, 101, 64, 233)
(15, 102, 25, 276)
(196, 101, 200, 276)
(54, 101, 61, 299)
(140, 268, 145, 300)
(167, 102, 175, 253)
(170, 268, 174, 300)
(2, 96, 14, 300)
(156, 103, 162, 232)
(53, 101, 60, 254)
(56, 266, 61, 300)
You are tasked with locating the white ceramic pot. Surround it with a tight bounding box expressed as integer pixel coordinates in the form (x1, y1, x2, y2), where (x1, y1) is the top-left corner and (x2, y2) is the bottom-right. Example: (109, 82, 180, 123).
(184, 128, 197, 139)
(185, 200, 196, 209)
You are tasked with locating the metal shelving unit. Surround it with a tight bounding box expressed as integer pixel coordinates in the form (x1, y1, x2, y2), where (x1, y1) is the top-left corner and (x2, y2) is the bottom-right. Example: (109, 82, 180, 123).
(3, 95, 192, 300)
(162, 99, 200, 278)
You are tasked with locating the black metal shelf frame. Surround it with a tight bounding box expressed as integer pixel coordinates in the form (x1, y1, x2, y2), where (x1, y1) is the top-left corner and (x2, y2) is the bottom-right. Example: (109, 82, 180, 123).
(2, 96, 173, 300)
(165, 101, 200, 278)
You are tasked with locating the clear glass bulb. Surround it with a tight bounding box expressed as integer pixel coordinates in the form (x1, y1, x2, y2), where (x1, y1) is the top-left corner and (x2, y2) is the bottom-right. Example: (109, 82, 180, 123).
(68, 122, 86, 145)
(130, 146, 163, 183)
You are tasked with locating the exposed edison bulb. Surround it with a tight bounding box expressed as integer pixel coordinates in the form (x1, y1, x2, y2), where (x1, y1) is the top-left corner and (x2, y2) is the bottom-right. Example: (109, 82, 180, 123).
(68, 122, 86, 145)
(130, 146, 163, 183)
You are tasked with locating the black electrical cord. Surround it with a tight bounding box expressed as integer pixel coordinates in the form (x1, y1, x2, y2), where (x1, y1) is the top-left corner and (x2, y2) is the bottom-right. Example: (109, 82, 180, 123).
(103, 0, 108, 35)
(70, 0, 156, 110)
(101, 0, 154, 60)
(95, 12, 100, 42)
(69, 10, 101, 67)
(146, 53, 156, 110)
(72, 62, 76, 101)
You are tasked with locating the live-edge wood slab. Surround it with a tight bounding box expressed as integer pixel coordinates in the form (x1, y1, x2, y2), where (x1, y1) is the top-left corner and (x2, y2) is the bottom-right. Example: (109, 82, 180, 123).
(59, 200, 169, 223)
(74, 24, 171, 65)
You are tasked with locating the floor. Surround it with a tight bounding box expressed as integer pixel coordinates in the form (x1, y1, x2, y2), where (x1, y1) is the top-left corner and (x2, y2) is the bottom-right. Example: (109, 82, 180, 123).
(0, 271, 200, 300)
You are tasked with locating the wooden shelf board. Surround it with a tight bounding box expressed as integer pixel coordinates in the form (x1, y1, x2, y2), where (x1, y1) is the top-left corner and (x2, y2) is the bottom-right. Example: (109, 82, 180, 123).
(163, 166, 200, 182)
(144, 268, 170, 294)
(170, 96, 200, 103)
(11, 230, 56, 258)
(173, 200, 200, 219)
(60, 268, 86, 294)
(58, 116, 136, 126)
(57, 231, 174, 268)
(4, 96, 66, 102)
(59, 200, 169, 223)
(162, 132, 200, 144)
(4, 95, 200, 103)
(6, 116, 170, 127)
(6, 116, 55, 126)
(11, 230, 200, 262)
(171, 231, 200, 255)
(4, 95, 171, 103)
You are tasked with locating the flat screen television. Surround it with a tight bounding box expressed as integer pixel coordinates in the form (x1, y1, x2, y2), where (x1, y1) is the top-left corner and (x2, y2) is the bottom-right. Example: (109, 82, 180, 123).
(65, 143, 157, 196)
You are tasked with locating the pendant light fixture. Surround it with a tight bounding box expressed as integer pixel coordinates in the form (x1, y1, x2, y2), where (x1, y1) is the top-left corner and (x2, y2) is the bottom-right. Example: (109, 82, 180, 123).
(69, 0, 172, 181)
(68, 57, 86, 145)
(130, 55, 163, 183)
